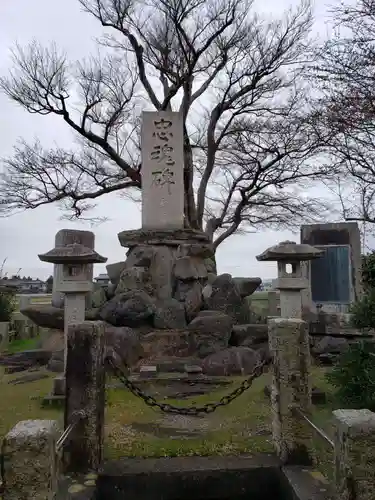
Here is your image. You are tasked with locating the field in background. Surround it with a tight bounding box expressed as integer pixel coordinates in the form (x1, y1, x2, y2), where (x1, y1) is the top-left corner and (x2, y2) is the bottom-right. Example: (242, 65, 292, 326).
(14, 294, 52, 312)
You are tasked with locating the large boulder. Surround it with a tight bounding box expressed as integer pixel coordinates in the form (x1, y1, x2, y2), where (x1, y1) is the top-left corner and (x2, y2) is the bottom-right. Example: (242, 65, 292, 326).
(106, 261, 126, 286)
(91, 287, 107, 308)
(21, 305, 102, 331)
(125, 245, 155, 268)
(116, 266, 153, 295)
(21, 306, 65, 330)
(233, 277, 262, 298)
(188, 311, 233, 358)
(141, 330, 195, 359)
(174, 256, 207, 281)
(204, 257, 217, 274)
(203, 274, 245, 323)
(149, 246, 175, 300)
(104, 325, 143, 367)
(153, 299, 187, 329)
(230, 324, 268, 346)
(184, 282, 203, 322)
(202, 347, 261, 376)
(106, 283, 117, 300)
(312, 336, 349, 356)
(99, 290, 156, 327)
(176, 243, 214, 259)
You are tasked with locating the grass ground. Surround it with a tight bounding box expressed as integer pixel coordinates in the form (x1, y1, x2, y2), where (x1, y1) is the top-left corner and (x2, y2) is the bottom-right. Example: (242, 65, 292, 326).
(0, 363, 336, 480)
(4, 337, 41, 354)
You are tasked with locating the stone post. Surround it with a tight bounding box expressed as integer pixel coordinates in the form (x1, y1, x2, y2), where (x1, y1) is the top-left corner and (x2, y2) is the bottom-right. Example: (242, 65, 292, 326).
(64, 321, 106, 473)
(333, 409, 375, 500)
(257, 241, 323, 464)
(63, 294, 86, 374)
(2, 419, 61, 500)
(268, 317, 312, 464)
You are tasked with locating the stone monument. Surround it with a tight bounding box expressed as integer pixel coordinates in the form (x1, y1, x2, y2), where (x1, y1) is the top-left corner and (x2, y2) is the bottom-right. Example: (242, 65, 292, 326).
(113, 110, 214, 305)
(141, 111, 184, 229)
(39, 243, 107, 396)
(17, 111, 264, 379)
(300, 222, 362, 313)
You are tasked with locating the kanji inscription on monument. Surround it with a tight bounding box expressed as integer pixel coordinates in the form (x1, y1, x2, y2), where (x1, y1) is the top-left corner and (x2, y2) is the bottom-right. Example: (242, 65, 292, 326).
(141, 111, 184, 229)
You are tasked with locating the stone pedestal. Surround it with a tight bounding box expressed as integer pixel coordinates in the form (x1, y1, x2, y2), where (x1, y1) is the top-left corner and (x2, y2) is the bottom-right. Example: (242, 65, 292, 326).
(268, 317, 312, 465)
(333, 409, 375, 500)
(65, 321, 105, 473)
(116, 228, 213, 306)
(2, 419, 61, 500)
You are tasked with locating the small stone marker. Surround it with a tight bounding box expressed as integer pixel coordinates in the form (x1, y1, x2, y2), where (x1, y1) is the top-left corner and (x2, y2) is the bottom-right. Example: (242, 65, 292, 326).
(333, 408, 375, 500)
(2, 419, 61, 500)
(141, 111, 184, 230)
(139, 365, 158, 378)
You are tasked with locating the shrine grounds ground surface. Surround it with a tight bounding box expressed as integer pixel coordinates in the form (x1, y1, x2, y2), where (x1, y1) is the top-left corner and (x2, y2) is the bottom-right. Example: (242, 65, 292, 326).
(0, 363, 335, 483)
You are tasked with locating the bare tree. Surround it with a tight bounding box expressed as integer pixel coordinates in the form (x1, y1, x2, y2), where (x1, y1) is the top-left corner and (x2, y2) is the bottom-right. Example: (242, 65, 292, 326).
(0, 0, 333, 248)
(314, 0, 375, 226)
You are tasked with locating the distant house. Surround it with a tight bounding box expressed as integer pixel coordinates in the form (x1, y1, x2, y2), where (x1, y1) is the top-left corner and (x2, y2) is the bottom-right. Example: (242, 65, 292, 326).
(0, 277, 46, 294)
(95, 273, 110, 286)
(256, 279, 277, 292)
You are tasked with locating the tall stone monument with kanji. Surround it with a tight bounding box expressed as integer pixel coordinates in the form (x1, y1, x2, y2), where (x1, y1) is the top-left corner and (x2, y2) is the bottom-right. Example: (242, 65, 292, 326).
(141, 111, 184, 229)
(107, 110, 215, 322)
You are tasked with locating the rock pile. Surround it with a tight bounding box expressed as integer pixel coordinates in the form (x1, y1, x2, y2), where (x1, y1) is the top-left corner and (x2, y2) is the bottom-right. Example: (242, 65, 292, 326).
(20, 228, 266, 376)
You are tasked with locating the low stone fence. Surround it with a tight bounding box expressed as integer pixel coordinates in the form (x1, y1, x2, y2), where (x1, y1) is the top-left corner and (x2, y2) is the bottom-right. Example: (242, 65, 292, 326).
(2, 318, 375, 499)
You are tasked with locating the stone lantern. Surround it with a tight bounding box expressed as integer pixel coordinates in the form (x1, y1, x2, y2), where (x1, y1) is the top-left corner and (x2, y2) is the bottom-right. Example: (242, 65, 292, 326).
(39, 243, 107, 376)
(256, 241, 323, 318)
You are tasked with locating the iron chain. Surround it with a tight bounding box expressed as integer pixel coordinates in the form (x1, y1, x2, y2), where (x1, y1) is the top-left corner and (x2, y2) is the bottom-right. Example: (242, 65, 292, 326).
(105, 355, 271, 416)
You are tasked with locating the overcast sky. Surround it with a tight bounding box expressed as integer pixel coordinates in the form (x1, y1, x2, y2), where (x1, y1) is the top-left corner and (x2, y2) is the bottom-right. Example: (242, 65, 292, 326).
(0, 0, 348, 281)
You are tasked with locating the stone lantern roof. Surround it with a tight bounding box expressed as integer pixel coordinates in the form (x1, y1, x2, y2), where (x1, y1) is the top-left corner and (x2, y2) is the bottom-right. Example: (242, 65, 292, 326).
(256, 240, 323, 262)
(38, 243, 107, 264)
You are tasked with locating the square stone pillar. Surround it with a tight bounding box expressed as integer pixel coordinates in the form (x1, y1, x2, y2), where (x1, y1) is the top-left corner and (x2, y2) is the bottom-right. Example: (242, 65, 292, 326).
(268, 317, 312, 465)
(63, 293, 86, 373)
(2, 419, 61, 500)
(333, 409, 375, 500)
(65, 321, 105, 473)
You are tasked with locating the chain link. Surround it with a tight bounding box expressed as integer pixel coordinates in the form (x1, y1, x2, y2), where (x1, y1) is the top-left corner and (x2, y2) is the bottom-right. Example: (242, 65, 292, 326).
(105, 354, 271, 416)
